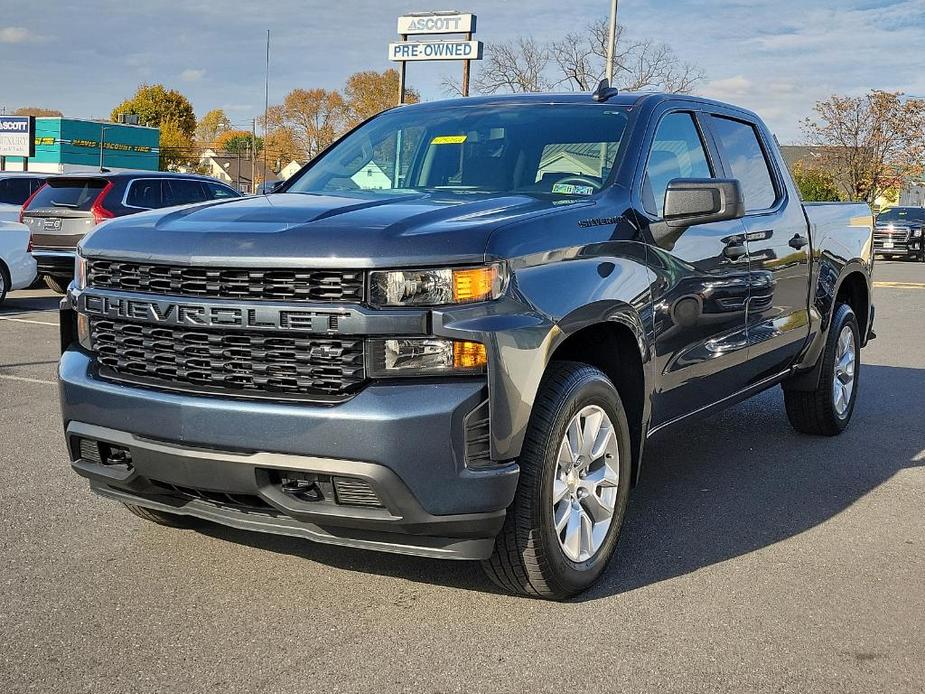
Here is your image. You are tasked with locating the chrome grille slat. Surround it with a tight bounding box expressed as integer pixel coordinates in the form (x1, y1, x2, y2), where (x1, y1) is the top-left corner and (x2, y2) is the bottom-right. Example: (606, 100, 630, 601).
(87, 260, 364, 303)
(91, 318, 365, 398)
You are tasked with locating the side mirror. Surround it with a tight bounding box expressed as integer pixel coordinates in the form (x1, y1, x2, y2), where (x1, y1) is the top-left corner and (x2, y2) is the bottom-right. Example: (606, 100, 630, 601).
(653, 178, 745, 248)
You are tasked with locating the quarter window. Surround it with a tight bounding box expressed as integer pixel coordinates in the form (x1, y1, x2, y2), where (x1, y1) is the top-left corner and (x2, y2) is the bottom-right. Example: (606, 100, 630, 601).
(643, 113, 713, 217)
(710, 116, 777, 212)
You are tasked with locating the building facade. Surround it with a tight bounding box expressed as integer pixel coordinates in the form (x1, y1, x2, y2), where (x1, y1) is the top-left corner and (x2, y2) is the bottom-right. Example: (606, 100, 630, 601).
(0, 118, 159, 174)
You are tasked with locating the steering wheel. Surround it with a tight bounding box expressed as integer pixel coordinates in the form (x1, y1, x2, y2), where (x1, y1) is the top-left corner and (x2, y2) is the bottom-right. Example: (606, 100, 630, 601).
(554, 175, 602, 192)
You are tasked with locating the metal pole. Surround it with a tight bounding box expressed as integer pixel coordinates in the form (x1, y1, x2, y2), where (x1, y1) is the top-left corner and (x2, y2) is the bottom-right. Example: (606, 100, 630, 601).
(99, 125, 105, 172)
(262, 29, 270, 191)
(251, 118, 257, 194)
(605, 0, 618, 84)
(397, 34, 407, 105)
(461, 31, 471, 97)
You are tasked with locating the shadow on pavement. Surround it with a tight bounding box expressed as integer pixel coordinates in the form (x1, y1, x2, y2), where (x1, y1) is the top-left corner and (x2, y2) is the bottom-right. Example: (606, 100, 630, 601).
(198, 363, 924, 600)
(0, 293, 62, 316)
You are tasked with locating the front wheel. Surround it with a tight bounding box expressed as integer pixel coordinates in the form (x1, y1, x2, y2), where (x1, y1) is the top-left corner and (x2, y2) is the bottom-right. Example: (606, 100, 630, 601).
(784, 303, 860, 436)
(483, 361, 631, 600)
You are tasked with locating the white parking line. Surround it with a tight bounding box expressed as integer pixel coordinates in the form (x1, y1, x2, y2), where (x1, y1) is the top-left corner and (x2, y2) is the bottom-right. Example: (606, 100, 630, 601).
(0, 373, 56, 386)
(0, 316, 58, 326)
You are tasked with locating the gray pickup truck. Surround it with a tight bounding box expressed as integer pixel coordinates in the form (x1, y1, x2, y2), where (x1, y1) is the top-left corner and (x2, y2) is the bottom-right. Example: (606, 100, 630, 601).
(60, 89, 874, 599)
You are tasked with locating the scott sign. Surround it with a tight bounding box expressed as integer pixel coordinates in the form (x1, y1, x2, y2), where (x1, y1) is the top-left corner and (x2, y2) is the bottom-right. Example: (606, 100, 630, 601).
(397, 13, 475, 34)
(389, 40, 482, 62)
(0, 116, 35, 158)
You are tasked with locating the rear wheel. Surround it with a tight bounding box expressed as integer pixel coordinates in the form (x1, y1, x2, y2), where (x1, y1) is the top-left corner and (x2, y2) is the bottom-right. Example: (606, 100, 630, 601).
(483, 361, 631, 600)
(43, 275, 70, 294)
(784, 303, 860, 436)
(123, 503, 201, 528)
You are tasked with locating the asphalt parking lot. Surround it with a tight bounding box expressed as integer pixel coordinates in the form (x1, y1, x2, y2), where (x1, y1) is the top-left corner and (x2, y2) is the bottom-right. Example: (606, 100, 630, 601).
(1, 261, 923, 694)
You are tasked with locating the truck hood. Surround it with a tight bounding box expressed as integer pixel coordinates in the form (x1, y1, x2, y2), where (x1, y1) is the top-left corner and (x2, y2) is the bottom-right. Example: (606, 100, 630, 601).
(79, 191, 576, 267)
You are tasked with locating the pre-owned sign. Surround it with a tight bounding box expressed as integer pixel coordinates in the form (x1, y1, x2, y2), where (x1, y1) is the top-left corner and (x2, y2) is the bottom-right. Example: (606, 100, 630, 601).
(0, 116, 35, 157)
(389, 40, 482, 61)
(397, 13, 475, 34)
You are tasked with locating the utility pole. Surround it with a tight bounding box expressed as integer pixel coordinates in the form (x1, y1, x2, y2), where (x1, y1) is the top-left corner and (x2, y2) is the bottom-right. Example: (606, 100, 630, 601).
(263, 29, 270, 193)
(605, 0, 619, 84)
(251, 118, 257, 194)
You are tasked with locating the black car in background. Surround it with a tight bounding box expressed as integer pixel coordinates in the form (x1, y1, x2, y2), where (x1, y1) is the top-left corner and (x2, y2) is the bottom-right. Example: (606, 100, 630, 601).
(874, 206, 925, 261)
(21, 172, 241, 292)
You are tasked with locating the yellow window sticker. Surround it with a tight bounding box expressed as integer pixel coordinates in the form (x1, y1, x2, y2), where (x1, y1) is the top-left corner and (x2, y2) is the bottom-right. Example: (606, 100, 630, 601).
(431, 135, 467, 145)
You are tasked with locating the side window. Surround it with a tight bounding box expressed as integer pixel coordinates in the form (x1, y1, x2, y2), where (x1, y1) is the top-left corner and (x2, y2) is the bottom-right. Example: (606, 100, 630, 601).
(125, 180, 162, 209)
(643, 113, 713, 217)
(0, 177, 34, 205)
(163, 179, 207, 207)
(710, 116, 777, 212)
(204, 182, 238, 200)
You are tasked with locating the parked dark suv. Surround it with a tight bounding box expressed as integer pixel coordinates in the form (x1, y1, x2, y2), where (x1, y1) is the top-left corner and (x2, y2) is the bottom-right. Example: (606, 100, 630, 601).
(21, 172, 240, 292)
(874, 206, 925, 261)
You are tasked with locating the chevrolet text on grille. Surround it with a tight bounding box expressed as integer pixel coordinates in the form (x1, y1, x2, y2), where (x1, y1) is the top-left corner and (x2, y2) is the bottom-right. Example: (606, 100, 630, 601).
(82, 293, 346, 331)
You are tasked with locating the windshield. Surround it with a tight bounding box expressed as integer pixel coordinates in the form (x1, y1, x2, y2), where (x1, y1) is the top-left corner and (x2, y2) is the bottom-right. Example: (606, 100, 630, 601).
(287, 103, 631, 198)
(878, 207, 925, 224)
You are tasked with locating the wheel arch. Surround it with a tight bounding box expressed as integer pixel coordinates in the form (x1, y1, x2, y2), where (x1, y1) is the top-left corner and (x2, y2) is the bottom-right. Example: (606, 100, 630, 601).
(545, 306, 651, 485)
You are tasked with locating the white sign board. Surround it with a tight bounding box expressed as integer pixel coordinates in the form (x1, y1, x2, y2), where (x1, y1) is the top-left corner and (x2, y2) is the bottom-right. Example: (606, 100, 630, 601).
(397, 13, 475, 35)
(0, 117, 34, 158)
(389, 40, 482, 62)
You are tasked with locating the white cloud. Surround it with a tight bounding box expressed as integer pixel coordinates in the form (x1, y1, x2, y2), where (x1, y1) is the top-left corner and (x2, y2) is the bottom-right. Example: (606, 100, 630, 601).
(0, 26, 43, 44)
(180, 68, 206, 82)
(703, 76, 753, 100)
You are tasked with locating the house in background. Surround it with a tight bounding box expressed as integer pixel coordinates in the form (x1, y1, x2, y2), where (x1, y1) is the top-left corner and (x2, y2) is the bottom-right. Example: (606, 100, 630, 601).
(278, 160, 304, 180)
(199, 149, 278, 193)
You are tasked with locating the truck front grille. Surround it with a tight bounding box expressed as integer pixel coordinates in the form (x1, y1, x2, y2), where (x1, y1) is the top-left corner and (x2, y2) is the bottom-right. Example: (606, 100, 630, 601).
(91, 318, 365, 399)
(874, 225, 911, 243)
(87, 259, 364, 303)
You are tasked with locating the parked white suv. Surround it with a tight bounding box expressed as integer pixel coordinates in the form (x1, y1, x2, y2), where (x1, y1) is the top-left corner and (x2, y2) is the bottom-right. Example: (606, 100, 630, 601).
(0, 220, 38, 304)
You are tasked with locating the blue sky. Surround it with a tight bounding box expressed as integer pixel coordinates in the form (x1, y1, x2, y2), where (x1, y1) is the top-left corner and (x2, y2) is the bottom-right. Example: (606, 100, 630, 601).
(2, 0, 924, 142)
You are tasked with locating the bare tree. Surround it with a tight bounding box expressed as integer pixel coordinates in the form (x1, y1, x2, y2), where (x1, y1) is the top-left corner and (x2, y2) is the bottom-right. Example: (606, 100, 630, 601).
(468, 37, 553, 94)
(801, 91, 925, 205)
(553, 20, 704, 93)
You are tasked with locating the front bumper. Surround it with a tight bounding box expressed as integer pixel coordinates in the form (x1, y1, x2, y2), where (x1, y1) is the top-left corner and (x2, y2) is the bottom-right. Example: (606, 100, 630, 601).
(874, 234, 923, 256)
(32, 248, 76, 277)
(60, 348, 519, 560)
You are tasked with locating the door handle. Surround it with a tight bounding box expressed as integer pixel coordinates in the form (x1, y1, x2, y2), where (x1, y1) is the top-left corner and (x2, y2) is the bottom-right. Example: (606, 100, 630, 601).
(789, 234, 809, 250)
(723, 240, 747, 260)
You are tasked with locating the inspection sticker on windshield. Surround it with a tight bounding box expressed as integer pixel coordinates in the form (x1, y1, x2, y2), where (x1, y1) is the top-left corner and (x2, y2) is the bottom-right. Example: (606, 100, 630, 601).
(431, 135, 467, 145)
(552, 182, 594, 195)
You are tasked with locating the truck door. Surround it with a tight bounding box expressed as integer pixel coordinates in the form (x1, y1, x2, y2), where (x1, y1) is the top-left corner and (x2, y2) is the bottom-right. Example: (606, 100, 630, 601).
(639, 111, 752, 426)
(706, 114, 812, 384)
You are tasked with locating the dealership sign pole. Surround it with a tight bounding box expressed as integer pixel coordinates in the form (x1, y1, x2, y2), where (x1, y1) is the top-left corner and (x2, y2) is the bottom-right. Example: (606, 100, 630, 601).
(0, 116, 35, 171)
(390, 12, 481, 104)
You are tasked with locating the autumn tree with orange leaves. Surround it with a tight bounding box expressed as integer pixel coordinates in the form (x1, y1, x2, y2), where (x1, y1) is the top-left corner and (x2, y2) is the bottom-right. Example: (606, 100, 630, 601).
(801, 91, 925, 206)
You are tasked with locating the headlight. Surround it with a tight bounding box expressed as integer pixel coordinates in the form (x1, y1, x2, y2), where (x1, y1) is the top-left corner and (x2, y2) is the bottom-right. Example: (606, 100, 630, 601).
(369, 264, 506, 307)
(368, 338, 487, 377)
(74, 253, 87, 291)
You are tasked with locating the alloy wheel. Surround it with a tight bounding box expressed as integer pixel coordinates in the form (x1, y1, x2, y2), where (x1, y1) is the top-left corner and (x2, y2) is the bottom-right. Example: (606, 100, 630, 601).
(552, 405, 620, 562)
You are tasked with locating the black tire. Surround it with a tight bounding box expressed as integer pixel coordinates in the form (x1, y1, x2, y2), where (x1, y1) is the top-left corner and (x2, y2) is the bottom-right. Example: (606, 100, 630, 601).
(784, 303, 860, 436)
(123, 503, 201, 528)
(43, 275, 70, 294)
(483, 361, 632, 600)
